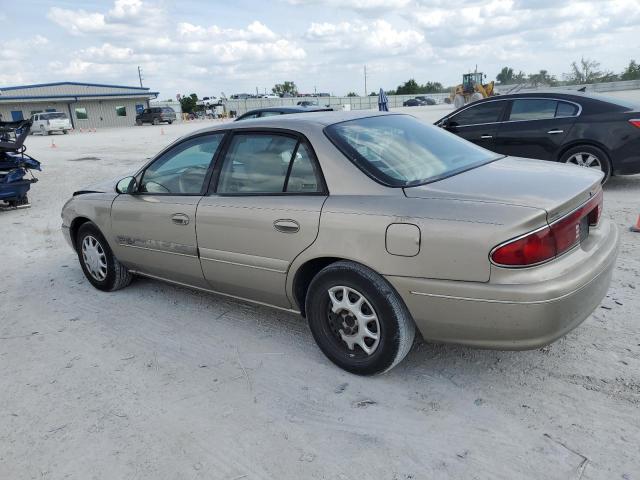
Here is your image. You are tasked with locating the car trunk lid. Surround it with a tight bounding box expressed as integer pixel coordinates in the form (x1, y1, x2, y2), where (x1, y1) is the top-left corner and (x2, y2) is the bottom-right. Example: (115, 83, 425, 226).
(404, 156, 602, 223)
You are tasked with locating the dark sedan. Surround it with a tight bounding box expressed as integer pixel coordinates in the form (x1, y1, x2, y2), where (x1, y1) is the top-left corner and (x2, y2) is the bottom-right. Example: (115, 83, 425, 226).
(235, 106, 332, 121)
(435, 91, 640, 182)
(403, 97, 436, 107)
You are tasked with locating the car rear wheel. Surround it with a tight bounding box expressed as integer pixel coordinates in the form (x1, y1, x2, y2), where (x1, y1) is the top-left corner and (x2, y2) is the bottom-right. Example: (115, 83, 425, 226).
(561, 145, 611, 184)
(136, 119, 143, 126)
(76, 222, 133, 292)
(305, 261, 415, 375)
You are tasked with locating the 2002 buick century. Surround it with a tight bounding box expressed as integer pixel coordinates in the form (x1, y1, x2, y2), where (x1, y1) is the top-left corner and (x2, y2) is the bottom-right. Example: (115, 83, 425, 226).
(61, 112, 619, 375)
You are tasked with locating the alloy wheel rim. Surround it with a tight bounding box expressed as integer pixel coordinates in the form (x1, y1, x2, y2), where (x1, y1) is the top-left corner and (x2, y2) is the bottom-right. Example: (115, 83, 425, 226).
(566, 152, 602, 170)
(81, 235, 107, 281)
(326, 286, 380, 356)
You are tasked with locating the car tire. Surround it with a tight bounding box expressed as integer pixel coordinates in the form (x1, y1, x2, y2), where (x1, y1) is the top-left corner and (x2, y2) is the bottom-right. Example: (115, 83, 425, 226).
(63, 130, 68, 134)
(152, 118, 159, 125)
(167, 120, 173, 125)
(136, 119, 142, 126)
(560, 145, 611, 184)
(305, 261, 416, 375)
(76, 222, 133, 292)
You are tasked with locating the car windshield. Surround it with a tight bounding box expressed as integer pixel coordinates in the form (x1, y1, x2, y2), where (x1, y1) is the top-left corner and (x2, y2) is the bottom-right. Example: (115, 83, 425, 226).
(41, 113, 67, 120)
(325, 114, 500, 187)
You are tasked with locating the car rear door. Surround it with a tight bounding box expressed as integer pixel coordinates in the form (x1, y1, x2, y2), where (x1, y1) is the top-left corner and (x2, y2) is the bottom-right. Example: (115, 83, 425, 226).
(441, 100, 508, 150)
(492, 98, 579, 160)
(196, 130, 327, 308)
(110, 132, 225, 287)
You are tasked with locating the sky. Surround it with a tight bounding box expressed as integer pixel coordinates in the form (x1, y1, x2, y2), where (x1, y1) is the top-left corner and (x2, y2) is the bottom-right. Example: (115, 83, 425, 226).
(1, 0, 639, 99)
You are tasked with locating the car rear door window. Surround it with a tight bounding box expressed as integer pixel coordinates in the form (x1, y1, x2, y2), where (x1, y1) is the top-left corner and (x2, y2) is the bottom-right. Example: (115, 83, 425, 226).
(216, 133, 322, 194)
(260, 111, 282, 117)
(509, 99, 558, 121)
(556, 101, 579, 117)
(449, 101, 505, 126)
(140, 134, 224, 194)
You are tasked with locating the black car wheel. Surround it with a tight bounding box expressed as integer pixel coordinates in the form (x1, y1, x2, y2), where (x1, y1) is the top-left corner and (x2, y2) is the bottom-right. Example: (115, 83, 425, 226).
(136, 119, 142, 126)
(560, 145, 611, 184)
(305, 261, 415, 375)
(76, 222, 133, 292)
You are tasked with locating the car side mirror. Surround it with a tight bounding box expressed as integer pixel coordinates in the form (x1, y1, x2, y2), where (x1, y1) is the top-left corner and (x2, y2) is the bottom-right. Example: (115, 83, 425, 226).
(115, 176, 138, 194)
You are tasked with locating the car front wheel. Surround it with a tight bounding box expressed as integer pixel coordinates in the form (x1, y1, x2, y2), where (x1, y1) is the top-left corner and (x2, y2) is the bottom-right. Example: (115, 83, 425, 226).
(561, 145, 611, 184)
(76, 222, 133, 292)
(305, 261, 415, 375)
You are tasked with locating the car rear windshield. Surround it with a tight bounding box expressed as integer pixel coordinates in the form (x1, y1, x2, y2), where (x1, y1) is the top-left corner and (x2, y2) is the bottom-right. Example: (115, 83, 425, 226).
(41, 113, 67, 120)
(324, 114, 500, 187)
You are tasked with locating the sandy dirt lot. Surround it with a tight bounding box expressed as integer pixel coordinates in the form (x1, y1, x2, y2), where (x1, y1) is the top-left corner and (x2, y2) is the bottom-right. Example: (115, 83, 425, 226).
(1, 110, 639, 480)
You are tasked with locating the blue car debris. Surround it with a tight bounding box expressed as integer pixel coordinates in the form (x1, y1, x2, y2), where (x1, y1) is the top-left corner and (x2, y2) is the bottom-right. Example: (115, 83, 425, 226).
(0, 120, 41, 209)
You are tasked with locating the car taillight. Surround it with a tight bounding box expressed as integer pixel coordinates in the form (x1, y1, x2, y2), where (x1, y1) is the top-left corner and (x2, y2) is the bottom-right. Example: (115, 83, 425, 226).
(491, 190, 603, 267)
(629, 119, 640, 129)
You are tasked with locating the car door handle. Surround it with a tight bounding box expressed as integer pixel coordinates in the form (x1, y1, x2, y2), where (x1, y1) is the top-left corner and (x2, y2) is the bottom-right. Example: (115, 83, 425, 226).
(547, 129, 564, 134)
(273, 219, 300, 233)
(480, 134, 493, 139)
(171, 213, 190, 225)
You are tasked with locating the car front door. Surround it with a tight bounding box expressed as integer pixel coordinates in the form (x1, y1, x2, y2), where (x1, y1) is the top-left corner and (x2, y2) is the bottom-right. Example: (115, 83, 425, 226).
(110, 132, 225, 287)
(196, 131, 327, 308)
(492, 98, 579, 160)
(440, 100, 507, 150)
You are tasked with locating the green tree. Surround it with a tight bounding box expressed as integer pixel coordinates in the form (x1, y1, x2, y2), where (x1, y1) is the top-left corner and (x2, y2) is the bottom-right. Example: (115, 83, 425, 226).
(179, 93, 198, 114)
(565, 57, 606, 84)
(496, 67, 515, 84)
(527, 70, 558, 87)
(620, 60, 640, 80)
(346, 91, 358, 97)
(395, 79, 421, 95)
(272, 81, 298, 96)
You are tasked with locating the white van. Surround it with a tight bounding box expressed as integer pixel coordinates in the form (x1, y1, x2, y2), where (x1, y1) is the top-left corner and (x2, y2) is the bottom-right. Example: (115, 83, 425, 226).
(31, 112, 72, 135)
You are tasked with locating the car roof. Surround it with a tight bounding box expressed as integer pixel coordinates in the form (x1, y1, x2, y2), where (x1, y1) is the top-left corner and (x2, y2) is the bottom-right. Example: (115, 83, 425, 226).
(196, 110, 403, 134)
(243, 106, 330, 114)
(470, 90, 636, 108)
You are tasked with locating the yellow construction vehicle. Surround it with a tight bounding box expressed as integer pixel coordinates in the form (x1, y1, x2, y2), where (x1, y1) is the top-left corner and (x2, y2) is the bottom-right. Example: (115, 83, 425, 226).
(446, 72, 495, 108)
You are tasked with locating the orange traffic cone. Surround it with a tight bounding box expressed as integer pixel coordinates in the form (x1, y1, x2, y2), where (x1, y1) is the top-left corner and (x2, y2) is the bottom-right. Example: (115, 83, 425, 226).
(631, 215, 640, 233)
(50, 138, 57, 148)
(79, 128, 83, 133)
(160, 127, 165, 135)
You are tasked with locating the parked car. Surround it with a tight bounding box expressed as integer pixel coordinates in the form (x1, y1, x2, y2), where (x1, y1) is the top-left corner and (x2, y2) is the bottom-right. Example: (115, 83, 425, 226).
(436, 91, 640, 183)
(61, 111, 618, 375)
(415, 96, 437, 105)
(31, 112, 72, 135)
(135, 107, 177, 126)
(297, 100, 318, 107)
(235, 106, 333, 121)
(403, 97, 436, 107)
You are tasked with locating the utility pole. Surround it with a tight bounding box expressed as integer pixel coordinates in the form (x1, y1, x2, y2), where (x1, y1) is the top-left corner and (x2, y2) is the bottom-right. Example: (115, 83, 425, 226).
(137, 66, 143, 88)
(364, 65, 367, 97)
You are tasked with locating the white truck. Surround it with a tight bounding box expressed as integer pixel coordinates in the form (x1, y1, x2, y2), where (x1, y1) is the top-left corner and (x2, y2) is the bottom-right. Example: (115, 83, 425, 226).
(31, 112, 72, 135)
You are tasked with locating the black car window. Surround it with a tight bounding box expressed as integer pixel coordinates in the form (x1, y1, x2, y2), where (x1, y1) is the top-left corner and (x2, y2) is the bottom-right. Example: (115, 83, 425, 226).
(509, 99, 557, 121)
(449, 101, 505, 126)
(556, 101, 579, 117)
(139, 134, 224, 195)
(217, 133, 323, 194)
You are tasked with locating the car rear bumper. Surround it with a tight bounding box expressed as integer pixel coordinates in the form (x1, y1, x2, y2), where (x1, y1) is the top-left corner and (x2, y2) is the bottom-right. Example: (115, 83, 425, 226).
(386, 219, 619, 349)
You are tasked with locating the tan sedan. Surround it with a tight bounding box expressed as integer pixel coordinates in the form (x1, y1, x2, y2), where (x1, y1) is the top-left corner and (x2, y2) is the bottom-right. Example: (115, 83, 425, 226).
(61, 111, 619, 374)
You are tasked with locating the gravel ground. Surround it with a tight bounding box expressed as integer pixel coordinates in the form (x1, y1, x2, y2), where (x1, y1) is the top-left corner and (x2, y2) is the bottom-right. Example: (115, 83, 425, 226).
(1, 110, 639, 480)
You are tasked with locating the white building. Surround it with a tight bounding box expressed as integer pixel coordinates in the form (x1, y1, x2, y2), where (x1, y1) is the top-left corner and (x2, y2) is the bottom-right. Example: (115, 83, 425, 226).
(0, 81, 159, 129)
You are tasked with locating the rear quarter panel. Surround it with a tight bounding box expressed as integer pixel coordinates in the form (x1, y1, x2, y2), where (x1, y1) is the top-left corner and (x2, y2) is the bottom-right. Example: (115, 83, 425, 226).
(286, 195, 547, 306)
(61, 193, 117, 250)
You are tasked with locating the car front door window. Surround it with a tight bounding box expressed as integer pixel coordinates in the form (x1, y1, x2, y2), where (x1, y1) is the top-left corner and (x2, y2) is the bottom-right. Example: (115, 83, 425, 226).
(140, 134, 224, 194)
(449, 101, 505, 127)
